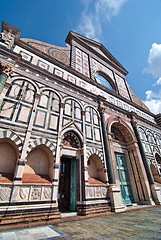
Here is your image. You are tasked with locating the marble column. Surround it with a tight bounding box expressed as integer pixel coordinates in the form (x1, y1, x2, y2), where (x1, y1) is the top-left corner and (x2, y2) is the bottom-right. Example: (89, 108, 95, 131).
(98, 104, 115, 184)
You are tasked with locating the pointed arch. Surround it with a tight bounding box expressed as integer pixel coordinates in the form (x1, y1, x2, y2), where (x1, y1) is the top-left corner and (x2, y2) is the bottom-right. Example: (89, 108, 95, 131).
(61, 128, 83, 147)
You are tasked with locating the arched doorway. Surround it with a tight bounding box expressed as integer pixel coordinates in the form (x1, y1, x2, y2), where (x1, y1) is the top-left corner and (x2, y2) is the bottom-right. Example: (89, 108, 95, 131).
(58, 131, 81, 212)
(108, 119, 147, 205)
(111, 124, 134, 204)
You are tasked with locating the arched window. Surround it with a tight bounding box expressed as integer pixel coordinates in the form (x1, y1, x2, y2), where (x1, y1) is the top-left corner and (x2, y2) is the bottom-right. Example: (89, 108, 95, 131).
(95, 74, 113, 90)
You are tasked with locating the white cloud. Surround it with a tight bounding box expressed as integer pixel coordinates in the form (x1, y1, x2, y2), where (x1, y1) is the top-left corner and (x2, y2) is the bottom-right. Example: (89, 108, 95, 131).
(76, 0, 128, 40)
(143, 43, 161, 114)
(147, 43, 161, 77)
(143, 99, 161, 115)
(156, 77, 161, 85)
(95, 0, 128, 21)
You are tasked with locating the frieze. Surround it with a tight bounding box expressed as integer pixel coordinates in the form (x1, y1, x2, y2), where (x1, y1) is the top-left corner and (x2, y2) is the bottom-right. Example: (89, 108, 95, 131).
(17, 185, 52, 202)
(86, 186, 108, 199)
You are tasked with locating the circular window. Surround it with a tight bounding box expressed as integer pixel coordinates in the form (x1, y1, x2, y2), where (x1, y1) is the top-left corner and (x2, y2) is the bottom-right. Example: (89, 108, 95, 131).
(95, 74, 113, 91)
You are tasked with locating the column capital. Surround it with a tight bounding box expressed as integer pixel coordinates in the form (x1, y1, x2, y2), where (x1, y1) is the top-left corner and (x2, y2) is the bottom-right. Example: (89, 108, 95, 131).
(98, 104, 106, 113)
(131, 116, 137, 128)
(34, 92, 41, 100)
(82, 110, 85, 116)
(60, 102, 65, 108)
(0, 64, 13, 76)
(4, 81, 11, 89)
(17, 158, 27, 165)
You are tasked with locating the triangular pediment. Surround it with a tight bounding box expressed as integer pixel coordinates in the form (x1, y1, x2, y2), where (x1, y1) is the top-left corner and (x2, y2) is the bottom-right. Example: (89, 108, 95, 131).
(62, 120, 83, 135)
(66, 31, 128, 75)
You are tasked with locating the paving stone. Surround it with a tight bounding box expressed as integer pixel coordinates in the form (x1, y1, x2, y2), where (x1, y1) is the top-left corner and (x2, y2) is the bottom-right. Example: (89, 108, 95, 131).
(55, 206, 161, 240)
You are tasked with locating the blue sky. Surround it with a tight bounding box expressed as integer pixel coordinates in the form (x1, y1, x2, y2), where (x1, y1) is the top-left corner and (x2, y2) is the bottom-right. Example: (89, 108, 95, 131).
(0, 0, 161, 114)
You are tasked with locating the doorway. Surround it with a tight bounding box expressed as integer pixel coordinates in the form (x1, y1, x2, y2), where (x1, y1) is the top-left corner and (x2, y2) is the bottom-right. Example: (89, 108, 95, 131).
(58, 157, 77, 212)
(115, 152, 134, 205)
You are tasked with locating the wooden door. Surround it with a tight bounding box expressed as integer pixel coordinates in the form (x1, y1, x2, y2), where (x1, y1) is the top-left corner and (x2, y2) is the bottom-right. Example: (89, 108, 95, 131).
(115, 152, 134, 205)
(58, 157, 77, 212)
(70, 158, 77, 211)
(58, 157, 70, 212)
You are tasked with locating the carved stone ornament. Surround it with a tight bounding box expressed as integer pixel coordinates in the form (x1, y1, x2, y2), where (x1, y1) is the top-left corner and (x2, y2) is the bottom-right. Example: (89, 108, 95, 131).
(19, 188, 28, 200)
(43, 187, 52, 199)
(62, 132, 80, 148)
(99, 104, 106, 113)
(88, 187, 94, 197)
(31, 188, 41, 200)
(0, 187, 11, 201)
(0, 63, 13, 76)
(101, 187, 107, 197)
(1, 29, 12, 41)
(111, 126, 125, 142)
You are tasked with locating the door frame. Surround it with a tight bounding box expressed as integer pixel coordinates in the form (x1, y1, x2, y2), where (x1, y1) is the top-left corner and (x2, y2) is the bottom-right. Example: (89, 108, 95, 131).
(115, 152, 134, 205)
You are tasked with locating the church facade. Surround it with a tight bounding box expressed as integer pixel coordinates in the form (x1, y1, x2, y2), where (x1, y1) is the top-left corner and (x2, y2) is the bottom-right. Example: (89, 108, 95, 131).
(0, 22, 160, 226)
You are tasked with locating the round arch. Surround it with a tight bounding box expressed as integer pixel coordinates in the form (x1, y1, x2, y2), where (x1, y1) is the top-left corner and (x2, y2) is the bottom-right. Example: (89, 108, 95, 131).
(95, 71, 117, 92)
(26, 137, 55, 157)
(86, 147, 104, 162)
(0, 130, 22, 156)
(84, 104, 100, 117)
(107, 117, 136, 143)
(62, 96, 84, 109)
(9, 77, 39, 94)
(39, 87, 62, 102)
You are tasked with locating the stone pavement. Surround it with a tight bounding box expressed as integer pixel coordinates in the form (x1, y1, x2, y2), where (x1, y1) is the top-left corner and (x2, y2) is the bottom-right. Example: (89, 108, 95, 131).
(55, 206, 161, 240)
(0, 225, 67, 240)
(0, 206, 160, 240)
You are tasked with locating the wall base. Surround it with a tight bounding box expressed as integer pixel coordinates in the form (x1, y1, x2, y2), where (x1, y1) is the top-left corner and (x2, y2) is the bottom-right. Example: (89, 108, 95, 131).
(77, 202, 111, 216)
(0, 204, 61, 231)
